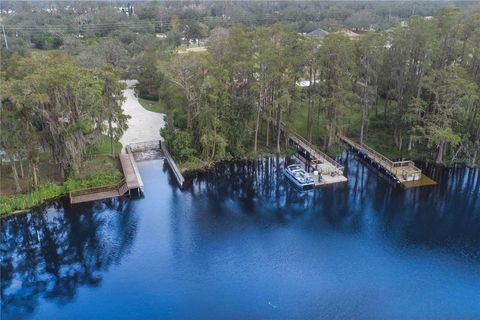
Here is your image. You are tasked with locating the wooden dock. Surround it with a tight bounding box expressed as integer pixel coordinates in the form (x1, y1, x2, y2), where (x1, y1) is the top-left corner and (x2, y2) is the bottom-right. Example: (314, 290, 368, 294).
(122, 146, 144, 192)
(161, 141, 184, 188)
(69, 180, 129, 204)
(70, 140, 185, 204)
(338, 135, 436, 187)
(129, 140, 184, 188)
(70, 147, 144, 204)
(265, 116, 347, 187)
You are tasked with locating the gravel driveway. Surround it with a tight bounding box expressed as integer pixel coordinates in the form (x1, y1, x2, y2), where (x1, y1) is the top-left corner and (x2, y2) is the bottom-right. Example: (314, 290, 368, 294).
(119, 80, 166, 149)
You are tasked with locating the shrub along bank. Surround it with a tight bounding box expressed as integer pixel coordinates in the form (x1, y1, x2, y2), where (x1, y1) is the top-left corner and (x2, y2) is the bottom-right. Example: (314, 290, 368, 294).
(0, 170, 122, 216)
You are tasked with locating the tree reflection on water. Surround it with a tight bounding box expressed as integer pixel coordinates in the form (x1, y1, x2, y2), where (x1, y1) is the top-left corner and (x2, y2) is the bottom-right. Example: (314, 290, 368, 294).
(1, 199, 137, 318)
(1, 153, 479, 319)
(188, 154, 480, 255)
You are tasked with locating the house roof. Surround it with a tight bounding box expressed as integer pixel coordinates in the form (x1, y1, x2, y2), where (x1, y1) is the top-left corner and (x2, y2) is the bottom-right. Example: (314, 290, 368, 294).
(306, 28, 329, 38)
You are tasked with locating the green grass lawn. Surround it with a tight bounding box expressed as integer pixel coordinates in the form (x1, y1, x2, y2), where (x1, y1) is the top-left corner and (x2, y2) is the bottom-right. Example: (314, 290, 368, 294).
(1, 135, 124, 214)
(363, 127, 402, 160)
(138, 98, 166, 114)
(86, 135, 123, 156)
(0, 154, 123, 214)
(289, 97, 419, 161)
(291, 100, 327, 145)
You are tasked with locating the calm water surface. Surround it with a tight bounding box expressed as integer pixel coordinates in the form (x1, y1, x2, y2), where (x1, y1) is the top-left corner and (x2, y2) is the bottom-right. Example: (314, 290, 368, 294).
(1, 152, 480, 319)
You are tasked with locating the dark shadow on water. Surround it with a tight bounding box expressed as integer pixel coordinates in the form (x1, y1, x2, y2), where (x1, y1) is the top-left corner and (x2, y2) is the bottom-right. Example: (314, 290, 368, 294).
(1, 198, 137, 319)
(187, 152, 480, 258)
(1, 151, 479, 319)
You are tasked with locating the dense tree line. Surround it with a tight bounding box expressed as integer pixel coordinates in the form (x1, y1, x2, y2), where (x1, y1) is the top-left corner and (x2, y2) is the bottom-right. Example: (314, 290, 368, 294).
(156, 8, 479, 166)
(1, 2, 479, 187)
(0, 52, 128, 192)
(2, 1, 474, 34)
(2, 1, 477, 59)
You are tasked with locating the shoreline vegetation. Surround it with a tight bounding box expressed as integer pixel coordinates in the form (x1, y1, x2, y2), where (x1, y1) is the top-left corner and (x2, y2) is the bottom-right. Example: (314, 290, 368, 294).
(0, 171, 123, 216)
(146, 9, 478, 171)
(1, 51, 128, 216)
(0, 138, 123, 216)
(1, 2, 479, 215)
(178, 147, 298, 175)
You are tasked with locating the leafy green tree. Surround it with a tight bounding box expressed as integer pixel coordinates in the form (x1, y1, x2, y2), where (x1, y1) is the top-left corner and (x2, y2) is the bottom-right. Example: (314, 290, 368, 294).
(163, 52, 206, 130)
(301, 37, 321, 143)
(184, 22, 209, 45)
(207, 27, 256, 157)
(318, 33, 358, 149)
(382, 17, 435, 151)
(6, 53, 114, 178)
(31, 32, 63, 50)
(99, 66, 128, 158)
(197, 59, 229, 161)
(163, 129, 196, 162)
(420, 67, 479, 164)
(137, 46, 162, 99)
(356, 32, 386, 144)
(434, 7, 461, 69)
(0, 108, 24, 192)
(253, 24, 300, 152)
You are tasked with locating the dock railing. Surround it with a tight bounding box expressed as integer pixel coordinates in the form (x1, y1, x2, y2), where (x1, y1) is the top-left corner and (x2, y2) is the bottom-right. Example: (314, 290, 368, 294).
(338, 134, 422, 179)
(69, 180, 124, 197)
(358, 142, 395, 170)
(265, 115, 344, 174)
(124, 145, 145, 192)
(160, 141, 185, 188)
(290, 130, 345, 173)
(69, 179, 127, 204)
(127, 140, 161, 153)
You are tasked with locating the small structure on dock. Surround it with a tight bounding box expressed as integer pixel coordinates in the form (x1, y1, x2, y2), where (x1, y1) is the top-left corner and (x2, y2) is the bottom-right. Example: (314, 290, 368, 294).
(338, 135, 436, 187)
(264, 116, 347, 187)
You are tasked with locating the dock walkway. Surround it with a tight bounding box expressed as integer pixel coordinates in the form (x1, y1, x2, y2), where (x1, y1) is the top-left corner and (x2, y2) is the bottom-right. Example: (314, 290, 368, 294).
(69, 182, 127, 204)
(70, 140, 185, 204)
(70, 147, 144, 204)
(121, 146, 144, 191)
(338, 135, 434, 187)
(161, 141, 184, 187)
(264, 116, 347, 187)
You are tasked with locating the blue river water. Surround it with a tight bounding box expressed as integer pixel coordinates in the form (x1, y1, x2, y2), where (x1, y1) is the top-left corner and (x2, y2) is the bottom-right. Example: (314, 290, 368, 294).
(1, 152, 479, 319)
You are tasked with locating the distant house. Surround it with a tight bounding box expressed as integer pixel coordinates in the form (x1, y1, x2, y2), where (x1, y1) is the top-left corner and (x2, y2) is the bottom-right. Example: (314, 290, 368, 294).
(296, 80, 320, 88)
(306, 28, 329, 39)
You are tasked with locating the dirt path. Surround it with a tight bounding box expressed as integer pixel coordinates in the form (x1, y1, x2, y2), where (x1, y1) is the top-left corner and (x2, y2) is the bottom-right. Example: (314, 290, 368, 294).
(119, 80, 166, 148)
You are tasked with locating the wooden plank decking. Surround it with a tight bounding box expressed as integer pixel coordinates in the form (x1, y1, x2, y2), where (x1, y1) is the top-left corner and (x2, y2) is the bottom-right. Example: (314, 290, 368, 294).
(264, 116, 347, 187)
(338, 135, 436, 187)
(69, 180, 128, 204)
(70, 189, 121, 204)
(69, 139, 186, 204)
(161, 141, 184, 187)
(70, 147, 144, 204)
(121, 147, 144, 191)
